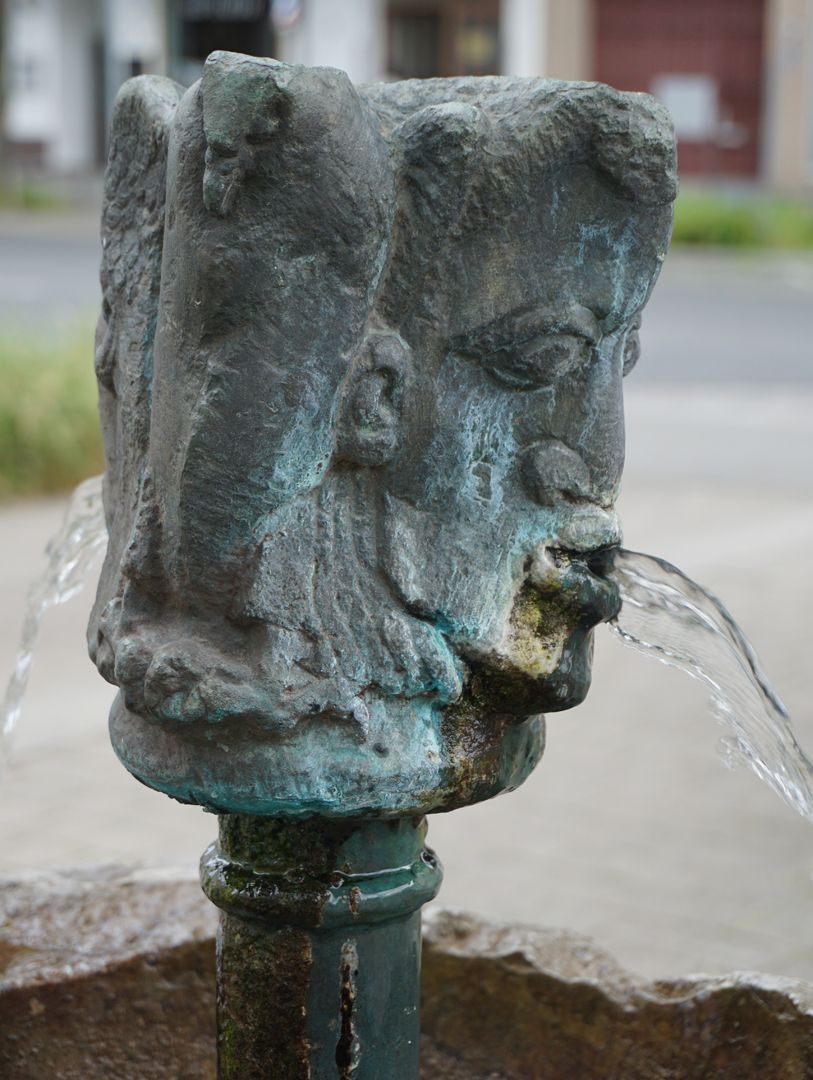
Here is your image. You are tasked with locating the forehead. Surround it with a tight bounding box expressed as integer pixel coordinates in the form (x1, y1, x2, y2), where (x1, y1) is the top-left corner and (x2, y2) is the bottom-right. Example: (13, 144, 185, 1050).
(363, 77, 674, 346)
(449, 161, 670, 341)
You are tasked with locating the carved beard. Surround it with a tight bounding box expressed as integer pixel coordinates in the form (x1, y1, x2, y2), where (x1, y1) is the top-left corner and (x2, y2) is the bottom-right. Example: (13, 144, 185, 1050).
(95, 463, 606, 735)
(238, 467, 463, 733)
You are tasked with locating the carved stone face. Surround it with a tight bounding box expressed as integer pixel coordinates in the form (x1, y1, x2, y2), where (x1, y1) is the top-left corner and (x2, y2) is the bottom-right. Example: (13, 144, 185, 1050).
(90, 54, 676, 817)
(375, 162, 651, 717)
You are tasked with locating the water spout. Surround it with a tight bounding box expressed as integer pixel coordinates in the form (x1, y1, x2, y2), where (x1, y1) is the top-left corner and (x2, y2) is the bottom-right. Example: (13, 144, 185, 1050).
(609, 548, 813, 821)
(0, 475, 107, 768)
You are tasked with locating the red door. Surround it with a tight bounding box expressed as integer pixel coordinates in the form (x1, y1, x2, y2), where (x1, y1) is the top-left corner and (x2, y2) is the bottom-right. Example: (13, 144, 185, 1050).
(594, 0, 765, 178)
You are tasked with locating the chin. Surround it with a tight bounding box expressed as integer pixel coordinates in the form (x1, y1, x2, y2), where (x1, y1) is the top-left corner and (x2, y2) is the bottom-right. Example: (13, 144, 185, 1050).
(533, 627, 595, 712)
(463, 626, 595, 718)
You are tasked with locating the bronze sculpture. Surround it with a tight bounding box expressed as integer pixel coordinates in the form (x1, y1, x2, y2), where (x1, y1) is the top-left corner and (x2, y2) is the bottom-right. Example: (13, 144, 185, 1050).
(88, 52, 676, 1077)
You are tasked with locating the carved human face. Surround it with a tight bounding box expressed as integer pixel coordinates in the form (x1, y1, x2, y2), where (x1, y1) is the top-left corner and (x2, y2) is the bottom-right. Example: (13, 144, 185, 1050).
(92, 58, 675, 816)
(375, 163, 662, 714)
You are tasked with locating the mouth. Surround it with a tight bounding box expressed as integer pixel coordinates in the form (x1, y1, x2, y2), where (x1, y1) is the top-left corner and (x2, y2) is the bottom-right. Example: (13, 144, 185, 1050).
(525, 499, 622, 621)
(464, 536, 621, 717)
(527, 537, 621, 710)
(528, 540, 621, 624)
(537, 538, 620, 636)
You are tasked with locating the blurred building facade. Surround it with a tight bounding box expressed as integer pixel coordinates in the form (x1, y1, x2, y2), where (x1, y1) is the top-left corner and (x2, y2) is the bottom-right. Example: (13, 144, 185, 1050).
(2, 0, 812, 188)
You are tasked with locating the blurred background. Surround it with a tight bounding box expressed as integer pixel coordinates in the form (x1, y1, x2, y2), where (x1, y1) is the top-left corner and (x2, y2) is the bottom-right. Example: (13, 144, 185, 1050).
(1, 0, 812, 983)
(3, 0, 813, 188)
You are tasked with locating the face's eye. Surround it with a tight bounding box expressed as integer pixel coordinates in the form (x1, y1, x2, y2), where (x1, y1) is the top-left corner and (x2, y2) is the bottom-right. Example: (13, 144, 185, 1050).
(481, 334, 593, 390)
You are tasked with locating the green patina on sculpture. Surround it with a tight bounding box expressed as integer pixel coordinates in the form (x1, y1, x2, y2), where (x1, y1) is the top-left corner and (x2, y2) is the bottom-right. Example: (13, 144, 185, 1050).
(202, 815, 439, 1078)
(88, 51, 676, 1078)
(89, 53, 675, 819)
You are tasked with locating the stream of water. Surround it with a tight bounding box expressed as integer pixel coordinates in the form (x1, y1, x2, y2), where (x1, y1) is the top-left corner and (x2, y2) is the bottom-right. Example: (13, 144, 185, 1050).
(0, 475, 107, 766)
(2, 482, 811, 826)
(609, 548, 813, 822)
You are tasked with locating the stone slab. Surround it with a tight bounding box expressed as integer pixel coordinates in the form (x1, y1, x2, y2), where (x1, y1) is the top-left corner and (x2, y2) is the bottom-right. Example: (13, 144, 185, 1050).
(422, 910, 813, 1079)
(0, 867, 216, 1079)
(3, 870, 813, 1078)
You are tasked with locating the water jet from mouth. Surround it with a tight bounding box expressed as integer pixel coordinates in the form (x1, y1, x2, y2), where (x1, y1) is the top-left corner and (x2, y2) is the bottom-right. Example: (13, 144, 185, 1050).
(608, 547, 813, 822)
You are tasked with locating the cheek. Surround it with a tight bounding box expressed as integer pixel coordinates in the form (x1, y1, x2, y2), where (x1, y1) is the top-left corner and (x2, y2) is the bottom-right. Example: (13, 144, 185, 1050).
(418, 360, 526, 514)
(382, 367, 564, 645)
(452, 397, 518, 512)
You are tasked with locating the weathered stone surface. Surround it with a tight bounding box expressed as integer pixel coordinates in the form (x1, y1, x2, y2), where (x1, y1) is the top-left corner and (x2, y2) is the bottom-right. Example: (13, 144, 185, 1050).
(421, 911, 813, 1080)
(4, 872, 813, 1079)
(88, 54, 677, 818)
(0, 867, 216, 1079)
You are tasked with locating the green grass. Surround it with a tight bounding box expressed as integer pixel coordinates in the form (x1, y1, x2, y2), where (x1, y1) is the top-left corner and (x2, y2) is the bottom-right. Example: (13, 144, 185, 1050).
(0, 322, 104, 500)
(672, 192, 813, 249)
(0, 180, 70, 212)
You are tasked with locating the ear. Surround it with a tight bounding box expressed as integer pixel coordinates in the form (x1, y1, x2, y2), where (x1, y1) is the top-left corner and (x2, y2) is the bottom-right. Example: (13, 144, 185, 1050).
(336, 332, 412, 467)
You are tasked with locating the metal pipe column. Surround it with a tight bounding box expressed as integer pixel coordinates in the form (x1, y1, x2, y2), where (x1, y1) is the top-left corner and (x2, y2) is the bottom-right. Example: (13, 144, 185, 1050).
(201, 814, 443, 1079)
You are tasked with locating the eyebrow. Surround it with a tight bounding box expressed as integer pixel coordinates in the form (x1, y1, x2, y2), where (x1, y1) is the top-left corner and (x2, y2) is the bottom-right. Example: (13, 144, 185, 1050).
(454, 304, 603, 356)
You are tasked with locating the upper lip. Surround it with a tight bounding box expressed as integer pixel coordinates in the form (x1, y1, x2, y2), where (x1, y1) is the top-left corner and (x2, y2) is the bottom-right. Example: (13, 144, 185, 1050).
(551, 505, 621, 558)
(569, 543, 618, 578)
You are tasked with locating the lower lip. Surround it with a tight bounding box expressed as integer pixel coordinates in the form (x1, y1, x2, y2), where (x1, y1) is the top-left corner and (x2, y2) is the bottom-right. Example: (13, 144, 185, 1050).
(542, 547, 621, 624)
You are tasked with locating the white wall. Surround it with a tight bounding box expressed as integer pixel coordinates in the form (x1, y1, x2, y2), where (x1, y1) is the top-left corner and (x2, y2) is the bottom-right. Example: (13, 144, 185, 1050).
(107, 0, 164, 67)
(4, 0, 62, 144)
(763, 0, 813, 188)
(49, 0, 100, 172)
(4, 0, 169, 173)
(275, 0, 386, 83)
(500, 0, 547, 77)
(4, 0, 102, 172)
(807, 0, 813, 181)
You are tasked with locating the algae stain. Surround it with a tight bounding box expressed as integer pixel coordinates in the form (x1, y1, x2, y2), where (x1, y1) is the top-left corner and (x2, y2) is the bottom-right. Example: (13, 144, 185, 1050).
(499, 582, 568, 678)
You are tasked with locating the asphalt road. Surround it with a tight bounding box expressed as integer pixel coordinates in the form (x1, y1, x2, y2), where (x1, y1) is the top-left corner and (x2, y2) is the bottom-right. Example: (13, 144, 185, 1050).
(640, 249, 813, 384)
(1, 209, 812, 982)
(1, 211, 811, 385)
(0, 211, 102, 327)
(5, 211, 809, 494)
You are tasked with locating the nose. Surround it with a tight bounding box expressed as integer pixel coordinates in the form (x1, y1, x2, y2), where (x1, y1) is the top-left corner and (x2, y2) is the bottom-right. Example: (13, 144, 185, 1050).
(521, 439, 592, 505)
(574, 336, 625, 501)
(520, 336, 625, 510)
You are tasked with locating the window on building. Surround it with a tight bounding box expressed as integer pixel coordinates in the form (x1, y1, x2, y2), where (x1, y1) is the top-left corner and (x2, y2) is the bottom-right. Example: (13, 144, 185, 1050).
(173, 0, 274, 65)
(387, 0, 499, 79)
(9, 55, 41, 94)
(389, 11, 441, 79)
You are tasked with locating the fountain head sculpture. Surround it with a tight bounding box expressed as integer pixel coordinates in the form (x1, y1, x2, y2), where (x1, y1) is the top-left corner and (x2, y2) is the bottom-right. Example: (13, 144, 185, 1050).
(89, 54, 676, 818)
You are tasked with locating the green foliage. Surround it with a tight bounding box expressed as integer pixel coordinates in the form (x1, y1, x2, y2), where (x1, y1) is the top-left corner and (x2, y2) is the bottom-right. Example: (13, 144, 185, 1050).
(673, 192, 813, 249)
(0, 180, 69, 211)
(0, 322, 103, 500)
